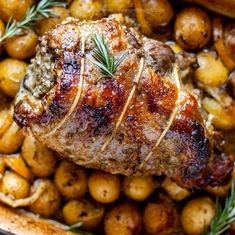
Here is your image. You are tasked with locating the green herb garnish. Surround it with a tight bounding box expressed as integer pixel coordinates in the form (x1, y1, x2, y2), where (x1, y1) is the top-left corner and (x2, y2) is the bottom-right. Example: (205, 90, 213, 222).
(204, 180, 235, 235)
(0, 0, 65, 43)
(91, 33, 127, 78)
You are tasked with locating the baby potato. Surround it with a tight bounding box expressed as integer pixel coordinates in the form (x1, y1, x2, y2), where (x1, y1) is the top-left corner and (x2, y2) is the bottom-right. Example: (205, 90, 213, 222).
(162, 178, 191, 201)
(70, 0, 103, 21)
(0, 58, 27, 98)
(63, 199, 104, 230)
(5, 30, 38, 60)
(195, 52, 228, 87)
(29, 180, 60, 217)
(174, 7, 211, 50)
(88, 171, 121, 203)
(104, 0, 133, 14)
(55, 160, 87, 200)
(202, 97, 235, 130)
(142, 0, 174, 30)
(143, 194, 179, 235)
(0, 104, 12, 137)
(21, 135, 56, 178)
(0, 171, 30, 199)
(0, 0, 32, 22)
(104, 202, 142, 235)
(36, 6, 69, 36)
(123, 175, 154, 201)
(0, 121, 24, 154)
(181, 197, 216, 235)
(0, 19, 5, 48)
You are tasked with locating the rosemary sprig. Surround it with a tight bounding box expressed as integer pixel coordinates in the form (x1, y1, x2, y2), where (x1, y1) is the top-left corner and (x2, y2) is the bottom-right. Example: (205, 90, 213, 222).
(204, 180, 235, 235)
(91, 33, 127, 78)
(0, 0, 65, 43)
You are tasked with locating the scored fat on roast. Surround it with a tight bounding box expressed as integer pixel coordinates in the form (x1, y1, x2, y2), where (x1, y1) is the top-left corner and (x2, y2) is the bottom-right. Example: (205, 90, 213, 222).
(14, 17, 233, 189)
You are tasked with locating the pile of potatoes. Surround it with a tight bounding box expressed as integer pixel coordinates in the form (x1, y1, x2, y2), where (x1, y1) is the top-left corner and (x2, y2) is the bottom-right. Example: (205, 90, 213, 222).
(0, 0, 234, 234)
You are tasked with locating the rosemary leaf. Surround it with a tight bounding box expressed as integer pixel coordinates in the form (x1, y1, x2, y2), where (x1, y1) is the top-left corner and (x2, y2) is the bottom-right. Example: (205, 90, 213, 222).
(0, 0, 66, 43)
(91, 33, 128, 78)
(204, 180, 235, 235)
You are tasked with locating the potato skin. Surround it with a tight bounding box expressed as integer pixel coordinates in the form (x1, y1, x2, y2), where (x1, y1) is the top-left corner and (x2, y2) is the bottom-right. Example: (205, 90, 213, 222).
(0, 0, 32, 22)
(174, 7, 211, 50)
(70, 0, 103, 21)
(104, 0, 133, 14)
(181, 197, 216, 235)
(63, 199, 104, 230)
(104, 202, 142, 235)
(142, 0, 174, 29)
(55, 160, 87, 200)
(0, 171, 30, 199)
(5, 30, 38, 60)
(123, 175, 154, 201)
(21, 135, 56, 178)
(88, 171, 121, 203)
(195, 51, 228, 87)
(36, 6, 69, 36)
(143, 194, 179, 235)
(29, 180, 61, 217)
(0, 59, 27, 98)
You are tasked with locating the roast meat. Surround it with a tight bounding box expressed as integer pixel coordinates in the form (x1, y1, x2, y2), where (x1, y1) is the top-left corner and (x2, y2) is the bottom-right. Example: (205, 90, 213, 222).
(14, 17, 233, 189)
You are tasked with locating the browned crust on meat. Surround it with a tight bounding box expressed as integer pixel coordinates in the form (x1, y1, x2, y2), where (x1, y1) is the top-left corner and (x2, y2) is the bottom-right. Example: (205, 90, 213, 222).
(14, 17, 233, 189)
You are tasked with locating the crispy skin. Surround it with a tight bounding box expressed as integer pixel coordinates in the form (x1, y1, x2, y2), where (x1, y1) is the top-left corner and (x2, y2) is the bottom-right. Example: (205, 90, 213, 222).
(14, 18, 233, 189)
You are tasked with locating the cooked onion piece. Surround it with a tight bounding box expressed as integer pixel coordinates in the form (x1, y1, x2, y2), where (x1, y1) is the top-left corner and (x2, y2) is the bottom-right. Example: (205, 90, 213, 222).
(55, 160, 87, 200)
(104, 202, 142, 235)
(162, 178, 191, 201)
(181, 197, 216, 235)
(63, 199, 104, 230)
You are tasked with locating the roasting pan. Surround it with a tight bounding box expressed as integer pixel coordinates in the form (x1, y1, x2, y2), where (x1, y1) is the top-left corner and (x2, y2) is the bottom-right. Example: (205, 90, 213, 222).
(0, 0, 235, 234)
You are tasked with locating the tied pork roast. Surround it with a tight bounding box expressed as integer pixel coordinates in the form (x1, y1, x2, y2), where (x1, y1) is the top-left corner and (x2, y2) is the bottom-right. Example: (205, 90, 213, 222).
(14, 17, 233, 189)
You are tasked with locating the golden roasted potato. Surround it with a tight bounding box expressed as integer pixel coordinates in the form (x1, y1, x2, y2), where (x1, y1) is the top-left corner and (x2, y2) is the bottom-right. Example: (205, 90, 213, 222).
(36, 6, 69, 36)
(202, 97, 235, 130)
(63, 199, 104, 230)
(29, 180, 60, 217)
(104, 202, 142, 235)
(5, 30, 38, 60)
(174, 7, 211, 50)
(70, 0, 103, 21)
(195, 52, 228, 87)
(143, 194, 179, 235)
(0, 18, 5, 47)
(162, 178, 191, 201)
(206, 180, 232, 197)
(0, 59, 27, 98)
(88, 171, 121, 203)
(123, 175, 154, 201)
(0, 171, 30, 199)
(142, 0, 174, 30)
(181, 197, 216, 235)
(0, 104, 12, 137)
(0, 121, 24, 154)
(21, 135, 56, 178)
(0, 0, 32, 22)
(55, 160, 87, 200)
(104, 0, 133, 14)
